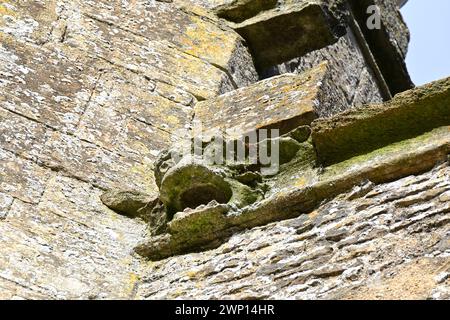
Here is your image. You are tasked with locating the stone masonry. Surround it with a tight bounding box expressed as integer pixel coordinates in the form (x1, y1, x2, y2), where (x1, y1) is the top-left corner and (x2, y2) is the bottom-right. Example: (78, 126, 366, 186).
(0, 0, 449, 300)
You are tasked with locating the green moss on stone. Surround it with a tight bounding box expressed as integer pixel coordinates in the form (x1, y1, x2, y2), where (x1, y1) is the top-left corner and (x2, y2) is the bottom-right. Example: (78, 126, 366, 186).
(312, 77, 450, 166)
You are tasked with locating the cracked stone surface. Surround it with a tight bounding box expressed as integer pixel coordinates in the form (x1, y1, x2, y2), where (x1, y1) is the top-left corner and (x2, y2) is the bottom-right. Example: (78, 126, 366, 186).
(0, 0, 448, 300)
(0, 0, 257, 299)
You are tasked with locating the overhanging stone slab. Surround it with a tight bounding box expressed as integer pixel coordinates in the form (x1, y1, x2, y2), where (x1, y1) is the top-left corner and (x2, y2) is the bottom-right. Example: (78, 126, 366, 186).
(214, 0, 278, 23)
(194, 62, 330, 139)
(229, 1, 346, 69)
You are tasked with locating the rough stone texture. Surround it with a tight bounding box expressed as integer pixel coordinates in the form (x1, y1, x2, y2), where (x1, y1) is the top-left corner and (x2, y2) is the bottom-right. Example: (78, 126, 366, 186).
(374, 0, 410, 59)
(136, 124, 450, 261)
(275, 27, 384, 113)
(194, 62, 337, 138)
(181, 0, 411, 102)
(313, 76, 450, 165)
(0, 175, 146, 299)
(100, 190, 157, 218)
(0, 0, 448, 301)
(229, 0, 347, 69)
(214, 0, 278, 23)
(138, 163, 450, 299)
(0, 0, 258, 99)
(0, 0, 258, 299)
(349, 0, 413, 94)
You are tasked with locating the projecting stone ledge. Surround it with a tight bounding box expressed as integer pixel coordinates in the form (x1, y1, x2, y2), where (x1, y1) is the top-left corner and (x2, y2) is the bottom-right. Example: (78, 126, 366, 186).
(134, 77, 450, 261)
(312, 76, 450, 165)
(195, 62, 343, 139)
(223, 1, 347, 69)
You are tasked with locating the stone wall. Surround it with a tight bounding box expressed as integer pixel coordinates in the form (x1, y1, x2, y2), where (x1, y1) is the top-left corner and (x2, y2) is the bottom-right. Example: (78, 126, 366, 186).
(275, 27, 384, 116)
(0, 0, 448, 300)
(0, 0, 257, 299)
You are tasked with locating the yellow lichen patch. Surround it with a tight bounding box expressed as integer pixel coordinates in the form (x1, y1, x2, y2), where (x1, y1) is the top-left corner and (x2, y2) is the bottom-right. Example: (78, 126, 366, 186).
(308, 210, 320, 220)
(170, 288, 185, 298)
(0, 0, 57, 42)
(0, 1, 15, 17)
(294, 176, 308, 189)
(185, 270, 198, 279)
(183, 15, 237, 69)
(176, 1, 219, 21)
(195, 282, 203, 289)
(129, 163, 159, 195)
(127, 272, 140, 295)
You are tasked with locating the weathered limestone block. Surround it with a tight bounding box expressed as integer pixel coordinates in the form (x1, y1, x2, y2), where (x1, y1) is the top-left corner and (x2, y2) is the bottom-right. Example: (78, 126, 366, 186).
(0, 2, 232, 99)
(349, 0, 413, 94)
(0, 276, 49, 300)
(357, 0, 409, 60)
(0, 175, 146, 299)
(115, 119, 174, 164)
(0, 108, 49, 162)
(39, 131, 158, 194)
(227, 1, 347, 69)
(375, 0, 410, 59)
(100, 190, 158, 218)
(276, 27, 384, 112)
(58, 12, 235, 100)
(312, 76, 450, 165)
(99, 187, 165, 235)
(315, 126, 450, 199)
(0, 192, 13, 219)
(75, 68, 191, 158)
(77, 0, 258, 88)
(0, 34, 98, 133)
(194, 62, 334, 138)
(0, 0, 58, 44)
(1, 0, 258, 92)
(214, 0, 278, 22)
(0, 148, 49, 205)
(0, 32, 191, 198)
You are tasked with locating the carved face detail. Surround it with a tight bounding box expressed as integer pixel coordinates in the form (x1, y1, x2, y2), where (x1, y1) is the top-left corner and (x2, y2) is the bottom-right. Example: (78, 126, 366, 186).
(154, 137, 267, 219)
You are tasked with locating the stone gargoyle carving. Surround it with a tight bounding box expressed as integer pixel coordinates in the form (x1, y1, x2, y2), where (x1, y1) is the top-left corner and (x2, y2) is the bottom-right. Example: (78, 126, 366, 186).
(134, 123, 315, 260)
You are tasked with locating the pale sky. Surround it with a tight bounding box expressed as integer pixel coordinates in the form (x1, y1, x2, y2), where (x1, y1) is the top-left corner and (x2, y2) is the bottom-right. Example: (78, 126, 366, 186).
(401, 1, 450, 85)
